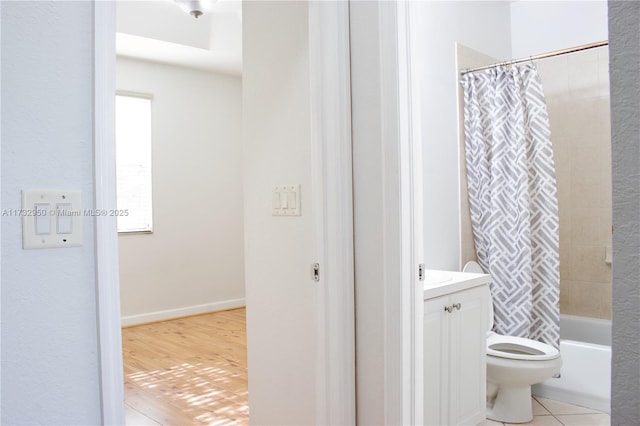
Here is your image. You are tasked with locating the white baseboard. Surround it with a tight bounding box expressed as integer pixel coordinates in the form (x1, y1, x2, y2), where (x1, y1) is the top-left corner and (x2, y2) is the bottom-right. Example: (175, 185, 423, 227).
(121, 298, 246, 327)
(532, 384, 610, 413)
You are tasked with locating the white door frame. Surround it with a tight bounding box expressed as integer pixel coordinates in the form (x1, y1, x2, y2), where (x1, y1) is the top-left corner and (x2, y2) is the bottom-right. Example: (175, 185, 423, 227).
(92, 1, 357, 424)
(308, 2, 356, 424)
(350, 1, 423, 424)
(93, 2, 125, 425)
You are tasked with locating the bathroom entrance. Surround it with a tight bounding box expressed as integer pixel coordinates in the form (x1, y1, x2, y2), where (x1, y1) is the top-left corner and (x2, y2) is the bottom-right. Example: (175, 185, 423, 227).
(406, 0, 613, 421)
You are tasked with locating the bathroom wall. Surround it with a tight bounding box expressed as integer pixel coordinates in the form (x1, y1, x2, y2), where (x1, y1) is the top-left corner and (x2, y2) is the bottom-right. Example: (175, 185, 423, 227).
(536, 47, 612, 320)
(508, 0, 610, 321)
(409, 1, 512, 271)
(510, 1, 608, 58)
(117, 57, 245, 324)
(414, 1, 609, 271)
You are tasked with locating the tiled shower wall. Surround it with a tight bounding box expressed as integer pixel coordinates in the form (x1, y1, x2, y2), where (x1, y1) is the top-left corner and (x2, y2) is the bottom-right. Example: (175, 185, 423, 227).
(537, 46, 612, 320)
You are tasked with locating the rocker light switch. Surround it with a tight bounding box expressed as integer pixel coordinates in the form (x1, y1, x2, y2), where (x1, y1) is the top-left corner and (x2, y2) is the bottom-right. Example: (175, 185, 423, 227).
(56, 204, 73, 234)
(34, 204, 51, 235)
(272, 185, 301, 216)
(22, 190, 82, 249)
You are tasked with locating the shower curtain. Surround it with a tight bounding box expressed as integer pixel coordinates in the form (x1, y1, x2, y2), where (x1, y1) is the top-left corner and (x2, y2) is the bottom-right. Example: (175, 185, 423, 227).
(461, 64, 560, 347)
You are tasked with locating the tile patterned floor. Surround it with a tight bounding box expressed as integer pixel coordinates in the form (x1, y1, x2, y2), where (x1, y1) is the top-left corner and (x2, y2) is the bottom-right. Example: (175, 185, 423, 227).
(125, 392, 608, 426)
(478, 396, 610, 426)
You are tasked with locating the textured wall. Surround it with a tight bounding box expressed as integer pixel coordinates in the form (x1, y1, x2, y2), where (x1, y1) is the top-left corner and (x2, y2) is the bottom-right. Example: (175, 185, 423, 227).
(609, 0, 640, 423)
(1, 2, 102, 424)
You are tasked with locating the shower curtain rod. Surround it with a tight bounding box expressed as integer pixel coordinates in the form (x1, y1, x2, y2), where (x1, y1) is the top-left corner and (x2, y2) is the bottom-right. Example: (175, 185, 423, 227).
(460, 40, 609, 75)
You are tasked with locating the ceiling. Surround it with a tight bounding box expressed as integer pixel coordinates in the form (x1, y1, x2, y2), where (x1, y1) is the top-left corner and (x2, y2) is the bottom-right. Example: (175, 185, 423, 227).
(116, 0, 243, 76)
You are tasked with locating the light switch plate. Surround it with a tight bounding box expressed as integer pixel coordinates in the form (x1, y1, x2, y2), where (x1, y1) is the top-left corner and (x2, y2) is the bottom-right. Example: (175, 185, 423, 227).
(272, 185, 301, 216)
(22, 190, 82, 249)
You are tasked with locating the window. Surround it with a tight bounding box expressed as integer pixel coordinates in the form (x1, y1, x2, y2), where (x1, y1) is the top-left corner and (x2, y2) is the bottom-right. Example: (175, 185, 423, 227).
(115, 94, 153, 233)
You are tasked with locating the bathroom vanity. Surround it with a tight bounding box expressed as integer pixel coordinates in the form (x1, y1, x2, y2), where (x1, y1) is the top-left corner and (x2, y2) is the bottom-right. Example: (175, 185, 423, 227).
(423, 270, 491, 426)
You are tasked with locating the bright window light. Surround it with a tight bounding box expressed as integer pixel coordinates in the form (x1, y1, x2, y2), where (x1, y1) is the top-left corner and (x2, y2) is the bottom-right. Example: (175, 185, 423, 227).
(115, 94, 153, 233)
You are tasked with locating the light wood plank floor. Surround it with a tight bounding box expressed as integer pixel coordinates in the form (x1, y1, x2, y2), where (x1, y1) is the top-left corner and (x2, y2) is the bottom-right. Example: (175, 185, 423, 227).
(122, 308, 249, 426)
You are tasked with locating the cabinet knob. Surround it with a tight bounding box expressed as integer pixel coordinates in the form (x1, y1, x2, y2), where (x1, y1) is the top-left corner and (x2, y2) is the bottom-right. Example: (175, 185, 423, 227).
(444, 303, 462, 313)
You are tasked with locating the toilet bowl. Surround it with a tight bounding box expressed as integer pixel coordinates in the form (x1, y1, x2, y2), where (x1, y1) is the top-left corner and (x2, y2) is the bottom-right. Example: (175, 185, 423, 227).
(463, 261, 562, 424)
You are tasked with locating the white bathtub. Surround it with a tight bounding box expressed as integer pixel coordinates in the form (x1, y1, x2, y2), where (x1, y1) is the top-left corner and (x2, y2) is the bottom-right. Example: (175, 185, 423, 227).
(532, 314, 611, 413)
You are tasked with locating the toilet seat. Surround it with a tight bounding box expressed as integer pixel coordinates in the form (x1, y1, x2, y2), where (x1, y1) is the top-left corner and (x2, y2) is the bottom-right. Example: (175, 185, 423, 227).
(462, 261, 561, 363)
(487, 333, 560, 361)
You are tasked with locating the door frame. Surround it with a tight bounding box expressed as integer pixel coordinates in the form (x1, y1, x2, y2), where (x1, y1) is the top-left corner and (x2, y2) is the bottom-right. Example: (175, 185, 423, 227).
(93, 2, 124, 425)
(92, 1, 358, 424)
(308, 2, 356, 424)
(350, 1, 423, 424)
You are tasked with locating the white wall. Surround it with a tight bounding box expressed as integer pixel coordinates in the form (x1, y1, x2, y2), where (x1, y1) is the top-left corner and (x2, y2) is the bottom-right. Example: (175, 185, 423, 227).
(1, 2, 102, 423)
(510, 1, 608, 58)
(242, 2, 319, 424)
(410, 1, 512, 270)
(116, 58, 244, 325)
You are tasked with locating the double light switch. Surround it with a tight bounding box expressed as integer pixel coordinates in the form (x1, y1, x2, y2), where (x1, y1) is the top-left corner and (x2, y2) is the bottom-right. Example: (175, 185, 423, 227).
(272, 185, 301, 216)
(22, 190, 82, 249)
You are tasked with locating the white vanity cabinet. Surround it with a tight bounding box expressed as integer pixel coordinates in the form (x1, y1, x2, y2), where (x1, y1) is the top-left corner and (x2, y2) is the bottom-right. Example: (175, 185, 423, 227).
(423, 272, 490, 426)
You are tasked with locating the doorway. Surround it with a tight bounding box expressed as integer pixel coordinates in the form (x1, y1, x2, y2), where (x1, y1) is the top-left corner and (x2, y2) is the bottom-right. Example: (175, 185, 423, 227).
(95, 1, 357, 425)
(114, 2, 246, 423)
(408, 0, 612, 421)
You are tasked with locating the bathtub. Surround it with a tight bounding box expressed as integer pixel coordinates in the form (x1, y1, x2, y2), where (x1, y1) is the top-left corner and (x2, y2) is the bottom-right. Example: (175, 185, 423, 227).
(532, 314, 611, 413)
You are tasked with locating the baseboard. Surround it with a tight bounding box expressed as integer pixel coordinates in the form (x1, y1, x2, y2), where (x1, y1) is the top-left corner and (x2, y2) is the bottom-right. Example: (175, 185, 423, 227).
(532, 384, 610, 413)
(121, 298, 246, 327)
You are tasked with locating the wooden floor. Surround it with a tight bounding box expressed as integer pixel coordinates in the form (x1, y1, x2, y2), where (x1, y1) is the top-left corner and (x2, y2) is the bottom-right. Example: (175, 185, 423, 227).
(122, 308, 249, 426)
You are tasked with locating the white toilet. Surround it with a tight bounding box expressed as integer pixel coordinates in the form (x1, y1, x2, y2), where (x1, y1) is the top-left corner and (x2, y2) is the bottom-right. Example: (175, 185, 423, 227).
(463, 261, 562, 424)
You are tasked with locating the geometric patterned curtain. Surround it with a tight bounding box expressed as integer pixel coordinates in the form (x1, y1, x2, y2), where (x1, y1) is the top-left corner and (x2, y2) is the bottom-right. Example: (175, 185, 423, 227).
(460, 64, 560, 347)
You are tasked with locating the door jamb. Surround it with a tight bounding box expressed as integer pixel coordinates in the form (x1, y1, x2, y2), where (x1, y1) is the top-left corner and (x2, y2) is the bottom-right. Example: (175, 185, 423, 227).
(350, 1, 423, 424)
(309, 2, 356, 424)
(93, 2, 125, 425)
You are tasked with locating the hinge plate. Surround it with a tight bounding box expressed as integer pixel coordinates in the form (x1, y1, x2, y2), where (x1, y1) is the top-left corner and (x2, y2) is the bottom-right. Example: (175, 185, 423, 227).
(418, 263, 425, 281)
(312, 262, 320, 282)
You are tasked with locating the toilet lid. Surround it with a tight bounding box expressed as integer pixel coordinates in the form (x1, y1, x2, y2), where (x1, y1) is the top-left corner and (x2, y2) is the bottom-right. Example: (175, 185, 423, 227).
(487, 333, 560, 361)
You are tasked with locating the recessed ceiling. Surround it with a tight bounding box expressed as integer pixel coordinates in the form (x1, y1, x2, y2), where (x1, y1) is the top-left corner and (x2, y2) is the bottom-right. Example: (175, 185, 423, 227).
(116, 0, 242, 76)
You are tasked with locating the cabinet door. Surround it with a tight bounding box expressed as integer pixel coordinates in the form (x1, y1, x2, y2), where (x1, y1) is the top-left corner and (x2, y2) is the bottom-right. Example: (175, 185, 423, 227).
(423, 295, 449, 426)
(447, 286, 487, 425)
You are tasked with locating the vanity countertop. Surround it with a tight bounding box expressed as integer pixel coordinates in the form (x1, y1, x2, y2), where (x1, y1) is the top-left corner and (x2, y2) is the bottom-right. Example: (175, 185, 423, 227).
(424, 269, 491, 300)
